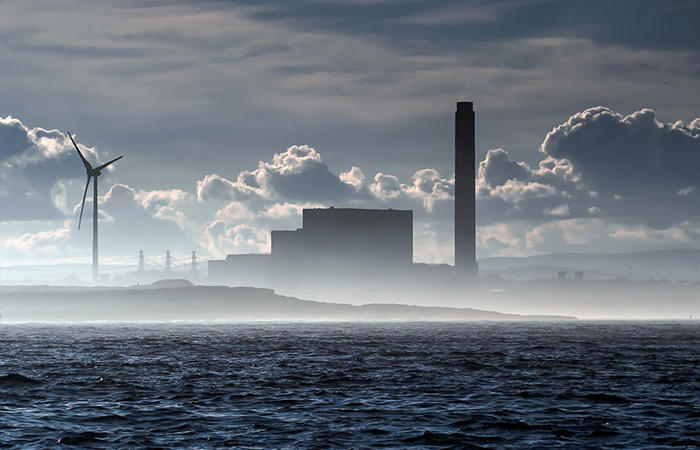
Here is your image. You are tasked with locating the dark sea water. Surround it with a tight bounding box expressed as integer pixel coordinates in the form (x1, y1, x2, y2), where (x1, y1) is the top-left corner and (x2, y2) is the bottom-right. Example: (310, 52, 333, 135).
(0, 322, 698, 448)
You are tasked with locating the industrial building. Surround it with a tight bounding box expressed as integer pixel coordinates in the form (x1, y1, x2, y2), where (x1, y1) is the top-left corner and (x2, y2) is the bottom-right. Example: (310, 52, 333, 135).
(278, 208, 413, 266)
(208, 207, 413, 285)
(209, 102, 478, 289)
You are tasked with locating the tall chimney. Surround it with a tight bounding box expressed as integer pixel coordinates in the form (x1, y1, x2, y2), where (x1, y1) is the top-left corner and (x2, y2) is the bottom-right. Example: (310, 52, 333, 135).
(455, 101, 477, 277)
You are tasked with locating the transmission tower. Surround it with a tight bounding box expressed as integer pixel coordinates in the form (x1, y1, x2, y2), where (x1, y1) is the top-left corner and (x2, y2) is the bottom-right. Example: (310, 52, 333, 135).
(190, 250, 198, 276)
(165, 250, 173, 273)
(138, 250, 145, 273)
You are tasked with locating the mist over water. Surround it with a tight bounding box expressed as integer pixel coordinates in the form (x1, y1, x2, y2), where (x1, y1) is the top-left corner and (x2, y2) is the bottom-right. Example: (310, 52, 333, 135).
(1, 322, 698, 447)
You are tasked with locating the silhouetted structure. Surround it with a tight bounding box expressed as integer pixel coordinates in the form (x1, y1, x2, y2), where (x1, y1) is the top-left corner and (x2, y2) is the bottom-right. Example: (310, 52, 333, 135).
(268, 207, 413, 284)
(138, 250, 145, 273)
(303, 208, 412, 267)
(208, 254, 272, 287)
(165, 250, 173, 273)
(209, 207, 413, 286)
(455, 102, 477, 277)
(270, 208, 410, 271)
(68, 132, 123, 283)
(209, 102, 479, 293)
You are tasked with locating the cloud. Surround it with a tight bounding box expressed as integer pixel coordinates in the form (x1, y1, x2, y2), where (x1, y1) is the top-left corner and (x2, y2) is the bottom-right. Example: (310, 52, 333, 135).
(197, 145, 363, 205)
(203, 221, 269, 258)
(339, 166, 364, 189)
(261, 202, 323, 219)
(2, 222, 72, 256)
(403, 169, 453, 212)
(196, 144, 457, 215)
(477, 106, 700, 229)
(544, 204, 570, 217)
(677, 186, 695, 197)
(0, 183, 199, 264)
(0, 116, 110, 221)
(135, 188, 193, 226)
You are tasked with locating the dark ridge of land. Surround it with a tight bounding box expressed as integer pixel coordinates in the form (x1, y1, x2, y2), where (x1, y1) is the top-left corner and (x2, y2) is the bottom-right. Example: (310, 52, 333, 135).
(0, 284, 575, 322)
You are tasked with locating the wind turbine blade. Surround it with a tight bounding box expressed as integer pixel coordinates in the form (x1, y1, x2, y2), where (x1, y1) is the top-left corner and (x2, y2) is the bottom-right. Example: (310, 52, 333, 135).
(95, 155, 124, 172)
(78, 176, 91, 230)
(67, 131, 93, 171)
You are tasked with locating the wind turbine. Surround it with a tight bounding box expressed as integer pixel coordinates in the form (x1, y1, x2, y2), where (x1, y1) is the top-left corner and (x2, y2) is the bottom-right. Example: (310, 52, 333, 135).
(68, 132, 123, 283)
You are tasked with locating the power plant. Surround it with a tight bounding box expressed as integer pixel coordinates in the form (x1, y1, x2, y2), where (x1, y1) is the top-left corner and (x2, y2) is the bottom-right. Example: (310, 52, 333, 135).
(209, 101, 478, 291)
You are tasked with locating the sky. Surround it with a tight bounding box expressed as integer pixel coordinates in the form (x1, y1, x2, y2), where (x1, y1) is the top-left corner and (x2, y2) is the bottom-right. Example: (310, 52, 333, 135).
(0, 0, 699, 271)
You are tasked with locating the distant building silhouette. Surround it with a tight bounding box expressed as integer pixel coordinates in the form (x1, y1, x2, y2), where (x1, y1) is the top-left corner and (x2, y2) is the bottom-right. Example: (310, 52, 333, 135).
(301, 207, 412, 266)
(276, 208, 412, 279)
(455, 102, 477, 277)
(209, 254, 272, 287)
(208, 207, 412, 286)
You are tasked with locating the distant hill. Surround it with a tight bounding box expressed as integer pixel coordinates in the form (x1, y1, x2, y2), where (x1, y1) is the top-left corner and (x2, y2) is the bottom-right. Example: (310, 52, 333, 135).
(479, 248, 700, 281)
(145, 279, 194, 289)
(0, 285, 573, 322)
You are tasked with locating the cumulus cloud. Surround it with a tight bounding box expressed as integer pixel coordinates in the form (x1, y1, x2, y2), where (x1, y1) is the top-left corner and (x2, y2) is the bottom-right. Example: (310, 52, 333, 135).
(193, 144, 458, 259)
(261, 202, 323, 219)
(203, 221, 269, 258)
(2, 223, 72, 256)
(197, 143, 456, 214)
(677, 186, 695, 197)
(339, 166, 364, 190)
(196, 172, 267, 203)
(196, 145, 365, 206)
(403, 169, 453, 212)
(477, 106, 700, 229)
(544, 204, 570, 217)
(135, 188, 193, 227)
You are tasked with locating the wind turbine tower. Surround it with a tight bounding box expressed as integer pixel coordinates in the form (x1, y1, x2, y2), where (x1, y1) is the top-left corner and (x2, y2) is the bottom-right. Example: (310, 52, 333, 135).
(69, 132, 123, 283)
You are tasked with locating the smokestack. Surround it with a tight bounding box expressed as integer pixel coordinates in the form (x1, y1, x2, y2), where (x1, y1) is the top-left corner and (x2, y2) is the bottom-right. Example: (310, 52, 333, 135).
(455, 101, 477, 277)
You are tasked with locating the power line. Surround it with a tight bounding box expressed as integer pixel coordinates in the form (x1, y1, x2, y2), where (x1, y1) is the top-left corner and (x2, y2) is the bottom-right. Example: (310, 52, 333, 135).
(138, 250, 145, 273)
(165, 250, 173, 273)
(190, 250, 198, 276)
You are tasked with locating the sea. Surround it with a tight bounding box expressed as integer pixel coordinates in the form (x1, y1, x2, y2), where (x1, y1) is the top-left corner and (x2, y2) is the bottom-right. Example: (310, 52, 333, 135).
(0, 322, 698, 448)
